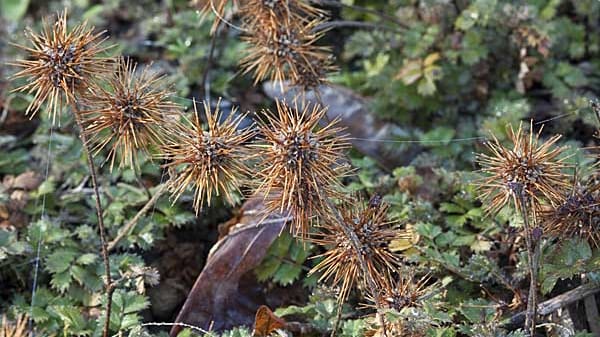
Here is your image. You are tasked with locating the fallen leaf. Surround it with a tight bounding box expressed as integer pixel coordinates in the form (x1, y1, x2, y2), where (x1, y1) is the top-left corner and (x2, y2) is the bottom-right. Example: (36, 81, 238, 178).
(253, 305, 286, 337)
(170, 197, 288, 336)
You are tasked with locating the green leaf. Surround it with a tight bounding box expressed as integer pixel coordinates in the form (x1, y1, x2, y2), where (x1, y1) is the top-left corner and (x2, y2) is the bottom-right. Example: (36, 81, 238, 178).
(440, 202, 465, 214)
(50, 271, 72, 293)
(273, 262, 301, 286)
(0, 0, 29, 22)
(417, 223, 442, 240)
(46, 249, 78, 274)
(541, 274, 559, 295)
(50, 305, 90, 336)
(341, 319, 366, 337)
(76, 253, 98, 265)
(255, 256, 281, 282)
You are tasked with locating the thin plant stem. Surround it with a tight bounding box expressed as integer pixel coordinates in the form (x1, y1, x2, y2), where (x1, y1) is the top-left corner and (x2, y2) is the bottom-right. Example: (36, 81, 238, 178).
(202, 20, 221, 104)
(323, 198, 388, 337)
(107, 183, 167, 252)
(72, 102, 114, 337)
(311, 0, 409, 29)
(330, 299, 344, 337)
(514, 187, 538, 336)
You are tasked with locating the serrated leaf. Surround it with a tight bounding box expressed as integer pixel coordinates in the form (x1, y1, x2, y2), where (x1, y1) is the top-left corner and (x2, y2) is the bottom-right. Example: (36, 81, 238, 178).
(440, 202, 466, 214)
(273, 262, 301, 286)
(123, 293, 150, 313)
(254, 257, 281, 282)
(46, 249, 78, 274)
(77, 253, 97, 265)
(541, 274, 558, 295)
(50, 271, 72, 293)
(50, 305, 90, 336)
(417, 223, 442, 240)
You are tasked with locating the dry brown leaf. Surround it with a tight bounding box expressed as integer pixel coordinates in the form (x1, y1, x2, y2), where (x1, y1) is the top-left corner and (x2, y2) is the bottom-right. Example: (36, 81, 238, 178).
(170, 197, 288, 336)
(252, 305, 286, 337)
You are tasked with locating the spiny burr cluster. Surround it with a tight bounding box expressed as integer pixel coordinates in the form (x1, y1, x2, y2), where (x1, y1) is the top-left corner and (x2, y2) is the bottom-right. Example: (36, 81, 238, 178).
(253, 100, 350, 238)
(475, 121, 570, 216)
(10, 10, 110, 124)
(541, 178, 600, 247)
(238, 0, 335, 91)
(82, 57, 179, 171)
(161, 99, 254, 214)
(308, 196, 404, 302)
(9, 8, 431, 337)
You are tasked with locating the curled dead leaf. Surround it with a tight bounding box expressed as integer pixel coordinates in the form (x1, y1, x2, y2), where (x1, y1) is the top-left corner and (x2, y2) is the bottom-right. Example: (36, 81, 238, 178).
(252, 305, 286, 337)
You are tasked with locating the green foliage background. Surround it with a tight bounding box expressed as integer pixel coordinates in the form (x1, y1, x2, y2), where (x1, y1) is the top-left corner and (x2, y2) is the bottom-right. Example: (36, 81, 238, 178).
(1, 0, 600, 336)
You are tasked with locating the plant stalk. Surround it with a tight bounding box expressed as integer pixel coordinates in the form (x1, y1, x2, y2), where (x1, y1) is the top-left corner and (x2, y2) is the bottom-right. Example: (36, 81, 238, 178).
(107, 183, 167, 252)
(72, 104, 113, 337)
(514, 189, 538, 337)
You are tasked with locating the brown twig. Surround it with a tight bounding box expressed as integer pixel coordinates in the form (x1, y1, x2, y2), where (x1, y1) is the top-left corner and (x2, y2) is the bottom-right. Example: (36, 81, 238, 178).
(72, 103, 113, 337)
(330, 299, 344, 337)
(201, 20, 221, 103)
(107, 183, 167, 252)
(505, 282, 600, 329)
(311, 0, 409, 29)
(513, 186, 538, 336)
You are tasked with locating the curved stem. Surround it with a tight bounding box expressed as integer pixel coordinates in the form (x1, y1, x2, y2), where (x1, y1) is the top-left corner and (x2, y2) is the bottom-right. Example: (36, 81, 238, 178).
(72, 104, 113, 337)
(107, 183, 167, 252)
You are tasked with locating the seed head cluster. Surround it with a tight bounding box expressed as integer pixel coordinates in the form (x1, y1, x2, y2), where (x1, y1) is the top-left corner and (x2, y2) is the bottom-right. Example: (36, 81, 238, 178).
(161, 99, 254, 214)
(10, 10, 110, 124)
(541, 179, 600, 247)
(239, 0, 335, 91)
(82, 58, 178, 171)
(309, 197, 402, 302)
(366, 272, 430, 312)
(476, 122, 569, 216)
(254, 100, 349, 238)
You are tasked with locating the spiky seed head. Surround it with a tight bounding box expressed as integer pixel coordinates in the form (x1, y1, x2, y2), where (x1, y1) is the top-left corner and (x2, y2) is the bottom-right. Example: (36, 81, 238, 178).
(240, 19, 332, 87)
(254, 100, 349, 238)
(475, 121, 570, 216)
(541, 178, 600, 247)
(240, 0, 325, 30)
(10, 10, 111, 124)
(364, 272, 431, 312)
(161, 99, 254, 215)
(290, 53, 336, 92)
(308, 196, 403, 303)
(81, 57, 178, 171)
